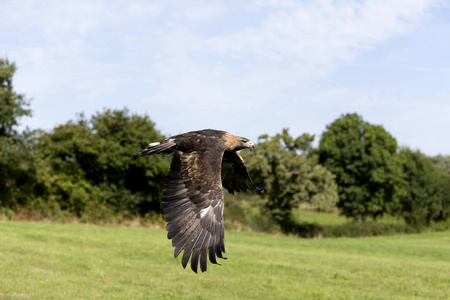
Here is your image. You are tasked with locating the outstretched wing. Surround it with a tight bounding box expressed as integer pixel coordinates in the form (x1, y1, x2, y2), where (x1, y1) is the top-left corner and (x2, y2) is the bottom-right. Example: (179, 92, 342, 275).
(162, 149, 226, 273)
(221, 151, 265, 194)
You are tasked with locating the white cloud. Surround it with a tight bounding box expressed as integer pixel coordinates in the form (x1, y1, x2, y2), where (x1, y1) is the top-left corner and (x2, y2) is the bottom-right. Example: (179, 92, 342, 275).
(2, 0, 448, 155)
(137, 0, 442, 124)
(206, 0, 440, 63)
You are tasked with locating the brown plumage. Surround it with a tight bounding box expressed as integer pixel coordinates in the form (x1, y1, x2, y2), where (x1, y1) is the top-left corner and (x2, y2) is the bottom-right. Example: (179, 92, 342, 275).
(135, 129, 265, 273)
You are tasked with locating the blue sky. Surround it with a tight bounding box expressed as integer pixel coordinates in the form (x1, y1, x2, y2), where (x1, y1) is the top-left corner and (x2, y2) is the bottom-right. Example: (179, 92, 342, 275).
(1, 0, 450, 155)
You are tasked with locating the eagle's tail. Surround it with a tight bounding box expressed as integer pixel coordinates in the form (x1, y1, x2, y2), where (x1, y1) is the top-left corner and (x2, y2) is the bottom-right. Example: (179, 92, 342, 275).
(133, 141, 176, 156)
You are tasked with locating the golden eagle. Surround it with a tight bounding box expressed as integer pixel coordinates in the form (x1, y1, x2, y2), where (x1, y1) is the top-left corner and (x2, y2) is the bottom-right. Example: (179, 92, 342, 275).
(135, 129, 265, 273)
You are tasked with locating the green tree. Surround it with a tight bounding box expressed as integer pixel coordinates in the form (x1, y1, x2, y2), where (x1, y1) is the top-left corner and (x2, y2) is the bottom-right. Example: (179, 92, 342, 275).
(318, 113, 405, 221)
(0, 130, 49, 212)
(37, 118, 97, 217)
(400, 148, 450, 226)
(244, 129, 338, 233)
(0, 59, 31, 137)
(432, 155, 450, 174)
(89, 108, 170, 214)
(38, 108, 170, 218)
(0, 59, 45, 212)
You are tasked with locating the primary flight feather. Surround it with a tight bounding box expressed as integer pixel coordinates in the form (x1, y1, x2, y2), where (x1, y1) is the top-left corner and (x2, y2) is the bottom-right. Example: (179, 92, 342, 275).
(134, 129, 265, 273)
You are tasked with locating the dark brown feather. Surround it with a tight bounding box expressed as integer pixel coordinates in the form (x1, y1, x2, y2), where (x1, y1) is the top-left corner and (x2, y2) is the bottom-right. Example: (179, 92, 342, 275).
(135, 129, 264, 273)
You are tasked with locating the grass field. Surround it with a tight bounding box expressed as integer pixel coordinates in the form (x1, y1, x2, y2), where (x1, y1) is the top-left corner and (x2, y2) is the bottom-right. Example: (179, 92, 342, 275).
(293, 210, 406, 226)
(1, 221, 449, 300)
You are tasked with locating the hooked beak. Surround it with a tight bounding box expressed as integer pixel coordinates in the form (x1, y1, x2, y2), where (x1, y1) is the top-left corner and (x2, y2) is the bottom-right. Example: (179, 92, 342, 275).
(243, 140, 255, 148)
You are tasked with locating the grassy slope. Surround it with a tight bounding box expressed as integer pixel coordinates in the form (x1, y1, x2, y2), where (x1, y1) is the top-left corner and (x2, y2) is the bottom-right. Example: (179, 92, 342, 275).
(0, 221, 449, 300)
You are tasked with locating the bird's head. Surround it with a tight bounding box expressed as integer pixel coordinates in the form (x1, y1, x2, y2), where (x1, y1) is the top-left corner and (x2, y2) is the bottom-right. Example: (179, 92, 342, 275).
(240, 139, 255, 149)
(224, 132, 255, 151)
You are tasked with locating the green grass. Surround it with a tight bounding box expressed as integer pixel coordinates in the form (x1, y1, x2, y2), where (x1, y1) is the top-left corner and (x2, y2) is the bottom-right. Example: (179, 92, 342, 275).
(294, 210, 348, 225)
(1, 221, 449, 300)
(293, 209, 406, 226)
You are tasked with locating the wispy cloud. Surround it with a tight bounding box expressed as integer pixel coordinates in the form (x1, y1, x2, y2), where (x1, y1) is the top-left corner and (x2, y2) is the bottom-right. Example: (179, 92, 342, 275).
(1, 0, 448, 154)
(142, 0, 442, 110)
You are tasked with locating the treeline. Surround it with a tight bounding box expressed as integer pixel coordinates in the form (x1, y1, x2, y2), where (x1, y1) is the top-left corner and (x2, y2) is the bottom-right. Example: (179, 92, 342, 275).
(243, 121, 450, 234)
(1, 59, 170, 222)
(1, 58, 450, 234)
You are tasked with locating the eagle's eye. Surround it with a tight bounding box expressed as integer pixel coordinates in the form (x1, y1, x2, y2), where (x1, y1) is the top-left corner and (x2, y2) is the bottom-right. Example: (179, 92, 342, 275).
(241, 140, 255, 149)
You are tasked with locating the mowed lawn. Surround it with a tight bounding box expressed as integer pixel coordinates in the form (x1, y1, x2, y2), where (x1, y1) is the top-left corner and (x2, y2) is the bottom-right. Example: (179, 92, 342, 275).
(0, 221, 449, 300)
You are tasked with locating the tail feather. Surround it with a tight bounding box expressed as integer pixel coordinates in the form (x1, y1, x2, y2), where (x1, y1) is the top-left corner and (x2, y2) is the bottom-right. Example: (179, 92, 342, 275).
(133, 141, 176, 156)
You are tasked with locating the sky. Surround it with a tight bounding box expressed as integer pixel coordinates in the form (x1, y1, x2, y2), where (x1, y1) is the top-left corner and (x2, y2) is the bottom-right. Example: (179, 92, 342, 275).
(1, 0, 450, 156)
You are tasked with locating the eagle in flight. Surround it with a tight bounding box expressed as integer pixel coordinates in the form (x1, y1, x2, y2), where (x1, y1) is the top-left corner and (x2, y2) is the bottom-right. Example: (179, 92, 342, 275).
(135, 129, 265, 273)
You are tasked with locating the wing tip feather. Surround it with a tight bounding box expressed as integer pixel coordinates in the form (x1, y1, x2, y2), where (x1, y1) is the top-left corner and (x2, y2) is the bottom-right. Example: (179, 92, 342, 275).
(253, 182, 267, 193)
